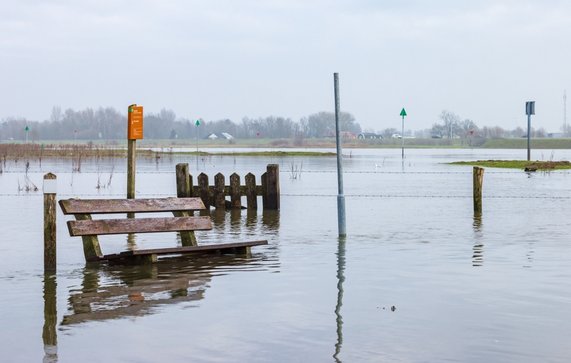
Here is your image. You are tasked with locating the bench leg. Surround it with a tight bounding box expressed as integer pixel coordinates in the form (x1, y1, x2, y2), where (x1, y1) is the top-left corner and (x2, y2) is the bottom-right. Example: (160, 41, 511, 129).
(173, 211, 198, 247)
(74, 214, 103, 261)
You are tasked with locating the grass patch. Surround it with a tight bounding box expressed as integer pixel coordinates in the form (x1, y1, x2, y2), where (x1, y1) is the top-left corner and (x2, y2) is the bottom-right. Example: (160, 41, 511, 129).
(170, 150, 336, 157)
(450, 160, 571, 170)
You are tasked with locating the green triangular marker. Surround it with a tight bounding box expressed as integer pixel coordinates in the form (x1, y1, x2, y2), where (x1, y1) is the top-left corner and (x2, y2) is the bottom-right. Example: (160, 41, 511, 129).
(400, 108, 407, 117)
(25, 126, 29, 131)
(195, 120, 200, 126)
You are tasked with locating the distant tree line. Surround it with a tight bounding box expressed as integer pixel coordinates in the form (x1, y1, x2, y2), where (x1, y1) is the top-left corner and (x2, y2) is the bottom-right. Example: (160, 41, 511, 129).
(427, 110, 547, 139)
(0, 106, 551, 142)
(0, 106, 362, 141)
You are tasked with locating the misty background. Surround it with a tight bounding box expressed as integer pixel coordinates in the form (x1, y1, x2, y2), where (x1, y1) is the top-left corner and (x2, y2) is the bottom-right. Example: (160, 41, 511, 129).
(1, 1, 570, 133)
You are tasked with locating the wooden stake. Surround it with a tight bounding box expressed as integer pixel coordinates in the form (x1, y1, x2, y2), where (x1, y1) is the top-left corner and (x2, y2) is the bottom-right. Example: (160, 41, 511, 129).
(214, 173, 226, 210)
(473, 166, 484, 215)
(230, 173, 241, 209)
(265, 164, 280, 210)
(174, 163, 197, 246)
(176, 163, 190, 197)
(198, 173, 210, 210)
(43, 173, 57, 272)
(245, 173, 257, 210)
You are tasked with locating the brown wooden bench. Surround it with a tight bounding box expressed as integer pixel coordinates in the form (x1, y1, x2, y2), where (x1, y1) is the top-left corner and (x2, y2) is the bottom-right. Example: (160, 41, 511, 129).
(59, 197, 268, 264)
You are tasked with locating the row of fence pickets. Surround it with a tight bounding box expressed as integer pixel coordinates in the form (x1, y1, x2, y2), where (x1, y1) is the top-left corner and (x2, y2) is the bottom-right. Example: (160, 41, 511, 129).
(175, 163, 280, 210)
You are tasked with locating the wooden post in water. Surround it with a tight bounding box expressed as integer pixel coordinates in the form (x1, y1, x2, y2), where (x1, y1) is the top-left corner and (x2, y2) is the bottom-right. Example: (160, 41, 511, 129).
(127, 139, 136, 200)
(214, 173, 226, 210)
(43, 173, 57, 272)
(198, 173, 210, 210)
(245, 173, 257, 210)
(265, 164, 280, 210)
(230, 173, 241, 209)
(473, 167, 484, 215)
(175, 163, 197, 246)
(176, 163, 191, 198)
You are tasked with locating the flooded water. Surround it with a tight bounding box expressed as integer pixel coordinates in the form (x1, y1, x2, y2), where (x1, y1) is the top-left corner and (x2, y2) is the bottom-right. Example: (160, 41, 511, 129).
(1, 148, 571, 362)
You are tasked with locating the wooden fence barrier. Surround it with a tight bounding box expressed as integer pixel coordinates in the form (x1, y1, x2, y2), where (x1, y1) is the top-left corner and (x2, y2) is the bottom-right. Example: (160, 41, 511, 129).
(176, 163, 280, 210)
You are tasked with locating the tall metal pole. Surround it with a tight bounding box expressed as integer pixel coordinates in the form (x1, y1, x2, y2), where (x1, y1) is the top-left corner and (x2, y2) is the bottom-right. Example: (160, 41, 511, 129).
(334, 73, 346, 237)
(196, 123, 199, 170)
(564, 90, 567, 136)
(401, 116, 405, 159)
(527, 113, 531, 161)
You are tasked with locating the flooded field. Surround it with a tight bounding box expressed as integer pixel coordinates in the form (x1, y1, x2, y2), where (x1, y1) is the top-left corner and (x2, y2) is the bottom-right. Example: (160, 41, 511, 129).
(1, 148, 571, 362)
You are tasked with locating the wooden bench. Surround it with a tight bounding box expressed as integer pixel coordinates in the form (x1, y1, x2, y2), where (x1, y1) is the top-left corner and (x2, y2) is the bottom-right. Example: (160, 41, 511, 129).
(59, 197, 268, 264)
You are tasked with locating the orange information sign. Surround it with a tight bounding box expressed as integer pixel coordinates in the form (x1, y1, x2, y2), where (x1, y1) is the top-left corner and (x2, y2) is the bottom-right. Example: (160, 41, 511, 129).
(127, 104, 144, 140)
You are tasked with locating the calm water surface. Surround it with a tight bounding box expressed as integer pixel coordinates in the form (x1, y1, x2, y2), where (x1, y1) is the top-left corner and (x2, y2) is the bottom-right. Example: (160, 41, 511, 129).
(1, 148, 571, 362)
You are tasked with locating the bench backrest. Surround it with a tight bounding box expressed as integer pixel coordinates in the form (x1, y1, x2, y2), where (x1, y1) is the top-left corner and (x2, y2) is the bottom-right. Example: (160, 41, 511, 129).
(60, 197, 212, 237)
(59, 197, 205, 215)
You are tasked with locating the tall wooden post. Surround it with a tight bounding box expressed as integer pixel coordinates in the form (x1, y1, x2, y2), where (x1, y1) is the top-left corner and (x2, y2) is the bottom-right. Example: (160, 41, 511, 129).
(43, 173, 57, 272)
(174, 163, 196, 246)
(265, 164, 280, 210)
(127, 139, 136, 200)
(473, 167, 484, 215)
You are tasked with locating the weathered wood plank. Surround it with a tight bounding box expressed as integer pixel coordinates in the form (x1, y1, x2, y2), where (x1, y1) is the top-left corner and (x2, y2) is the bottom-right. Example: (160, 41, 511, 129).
(245, 173, 257, 209)
(67, 216, 213, 236)
(176, 163, 191, 198)
(214, 173, 226, 209)
(59, 197, 205, 215)
(230, 173, 241, 209)
(198, 173, 210, 209)
(103, 240, 268, 260)
(266, 164, 280, 210)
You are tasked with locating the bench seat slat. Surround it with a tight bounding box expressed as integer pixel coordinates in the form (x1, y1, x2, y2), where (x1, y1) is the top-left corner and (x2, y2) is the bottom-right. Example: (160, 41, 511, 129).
(102, 240, 268, 260)
(59, 197, 205, 215)
(67, 216, 212, 237)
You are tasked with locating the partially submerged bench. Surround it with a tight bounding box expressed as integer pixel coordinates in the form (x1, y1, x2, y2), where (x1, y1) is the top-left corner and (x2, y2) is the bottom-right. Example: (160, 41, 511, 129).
(59, 197, 267, 263)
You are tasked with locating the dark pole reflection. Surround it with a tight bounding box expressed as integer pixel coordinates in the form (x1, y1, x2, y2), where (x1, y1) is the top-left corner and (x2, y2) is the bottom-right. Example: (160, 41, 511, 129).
(42, 274, 58, 363)
(472, 214, 484, 267)
(333, 237, 346, 362)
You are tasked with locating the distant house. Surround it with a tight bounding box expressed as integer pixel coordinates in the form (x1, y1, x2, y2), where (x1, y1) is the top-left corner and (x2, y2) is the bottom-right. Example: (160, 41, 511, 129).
(221, 132, 234, 140)
(358, 132, 381, 139)
(206, 133, 218, 140)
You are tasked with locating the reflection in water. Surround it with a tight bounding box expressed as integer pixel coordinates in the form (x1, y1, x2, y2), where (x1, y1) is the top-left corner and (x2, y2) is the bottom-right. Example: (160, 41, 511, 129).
(333, 237, 346, 363)
(62, 262, 211, 326)
(472, 215, 484, 267)
(62, 254, 274, 326)
(42, 274, 58, 363)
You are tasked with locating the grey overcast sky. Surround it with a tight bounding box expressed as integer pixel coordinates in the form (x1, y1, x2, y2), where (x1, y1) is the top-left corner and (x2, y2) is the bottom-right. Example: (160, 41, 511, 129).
(1, 0, 570, 131)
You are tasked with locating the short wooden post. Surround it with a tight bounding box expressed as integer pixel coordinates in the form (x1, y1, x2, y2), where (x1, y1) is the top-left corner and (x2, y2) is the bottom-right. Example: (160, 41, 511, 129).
(265, 164, 280, 210)
(473, 167, 484, 215)
(198, 173, 210, 209)
(245, 173, 257, 210)
(174, 163, 197, 246)
(176, 163, 191, 197)
(43, 173, 57, 272)
(230, 173, 241, 209)
(214, 173, 226, 210)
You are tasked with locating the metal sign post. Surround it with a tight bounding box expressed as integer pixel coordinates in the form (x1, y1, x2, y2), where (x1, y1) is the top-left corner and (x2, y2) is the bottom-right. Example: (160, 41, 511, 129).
(334, 73, 346, 237)
(400, 108, 407, 159)
(195, 119, 200, 170)
(526, 101, 535, 161)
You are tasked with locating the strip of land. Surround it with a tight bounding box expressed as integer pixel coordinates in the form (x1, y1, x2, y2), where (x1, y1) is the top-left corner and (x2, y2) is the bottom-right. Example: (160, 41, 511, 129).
(450, 160, 571, 170)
